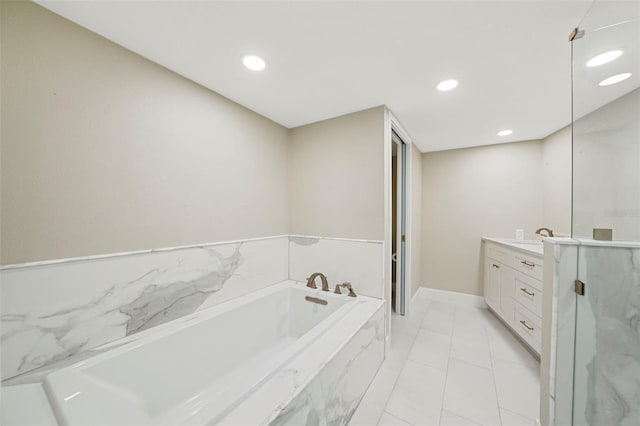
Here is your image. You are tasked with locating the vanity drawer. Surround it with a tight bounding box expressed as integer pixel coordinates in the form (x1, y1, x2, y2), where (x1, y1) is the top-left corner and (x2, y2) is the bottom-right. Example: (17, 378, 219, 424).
(485, 242, 511, 266)
(513, 304, 541, 352)
(513, 254, 543, 281)
(512, 272, 542, 317)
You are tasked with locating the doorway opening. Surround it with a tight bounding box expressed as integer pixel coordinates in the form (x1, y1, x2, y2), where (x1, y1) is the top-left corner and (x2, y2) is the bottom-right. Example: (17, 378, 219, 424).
(391, 130, 407, 315)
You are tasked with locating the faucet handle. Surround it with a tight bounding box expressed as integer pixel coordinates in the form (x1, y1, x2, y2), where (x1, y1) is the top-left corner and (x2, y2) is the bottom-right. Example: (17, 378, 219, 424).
(305, 276, 317, 289)
(334, 282, 357, 297)
(343, 282, 357, 298)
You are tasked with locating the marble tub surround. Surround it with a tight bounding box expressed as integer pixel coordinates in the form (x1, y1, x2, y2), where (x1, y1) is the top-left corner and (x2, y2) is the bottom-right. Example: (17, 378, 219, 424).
(2, 281, 385, 425)
(222, 299, 385, 425)
(1, 236, 289, 380)
(34, 282, 383, 425)
(289, 236, 384, 299)
(1, 235, 385, 383)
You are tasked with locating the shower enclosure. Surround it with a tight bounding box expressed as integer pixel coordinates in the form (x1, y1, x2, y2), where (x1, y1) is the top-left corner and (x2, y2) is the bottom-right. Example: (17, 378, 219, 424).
(571, 8, 639, 426)
(541, 2, 639, 426)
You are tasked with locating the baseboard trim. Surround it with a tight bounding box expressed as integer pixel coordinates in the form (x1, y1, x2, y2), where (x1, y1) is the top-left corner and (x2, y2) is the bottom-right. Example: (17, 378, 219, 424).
(414, 287, 487, 309)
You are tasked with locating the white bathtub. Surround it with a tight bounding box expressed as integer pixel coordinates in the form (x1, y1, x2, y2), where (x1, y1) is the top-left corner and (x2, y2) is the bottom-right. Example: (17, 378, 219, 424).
(40, 280, 384, 425)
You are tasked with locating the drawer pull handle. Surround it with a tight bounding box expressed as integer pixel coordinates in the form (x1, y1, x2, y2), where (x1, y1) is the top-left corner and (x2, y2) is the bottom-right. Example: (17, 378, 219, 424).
(519, 320, 534, 331)
(492, 264, 500, 269)
(520, 260, 535, 268)
(520, 287, 535, 296)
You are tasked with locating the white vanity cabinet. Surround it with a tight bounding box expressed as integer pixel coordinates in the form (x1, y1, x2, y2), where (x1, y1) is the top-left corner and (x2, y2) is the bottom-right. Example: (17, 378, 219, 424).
(482, 238, 544, 355)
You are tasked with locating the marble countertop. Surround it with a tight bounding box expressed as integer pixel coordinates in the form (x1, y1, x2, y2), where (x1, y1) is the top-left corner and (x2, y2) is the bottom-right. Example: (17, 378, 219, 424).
(544, 237, 640, 249)
(482, 237, 544, 257)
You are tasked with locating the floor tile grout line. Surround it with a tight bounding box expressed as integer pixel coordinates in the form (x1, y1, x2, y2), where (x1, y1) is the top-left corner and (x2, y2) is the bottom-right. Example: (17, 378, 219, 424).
(380, 410, 412, 426)
(441, 408, 484, 426)
(499, 406, 537, 424)
(443, 304, 504, 425)
(359, 308, 426, 426)
(486, 316, 505, 426)
(381, 303, 431, 426)
(448, 306, 496, 371)
(437, 303, 458, 426)
(372, 298, 540, 426)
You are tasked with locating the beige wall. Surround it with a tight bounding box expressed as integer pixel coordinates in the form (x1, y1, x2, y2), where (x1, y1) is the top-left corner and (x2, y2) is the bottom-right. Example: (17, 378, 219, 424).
(289, 107, 385, 240)
(541, 125, 572, 235)
(1, 1, 290, 264)
(420, 141, 544, 296)
(410, 143, 422, 298)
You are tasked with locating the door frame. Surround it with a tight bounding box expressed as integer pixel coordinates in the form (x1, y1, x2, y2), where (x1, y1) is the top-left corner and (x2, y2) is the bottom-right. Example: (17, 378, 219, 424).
(383, 109, 414, 333)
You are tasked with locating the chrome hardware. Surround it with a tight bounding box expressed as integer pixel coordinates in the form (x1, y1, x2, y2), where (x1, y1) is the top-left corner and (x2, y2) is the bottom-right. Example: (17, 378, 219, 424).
(520, 287, 535, 296)
(520, 260, 535, 268)
(334, 282, 357, 297)
(305, 296, 328, 306)
(519, 320, 534, 331)
(568, 27, 584, 41)
(575, 279, 585, 296)
(306, 272, 329, 291)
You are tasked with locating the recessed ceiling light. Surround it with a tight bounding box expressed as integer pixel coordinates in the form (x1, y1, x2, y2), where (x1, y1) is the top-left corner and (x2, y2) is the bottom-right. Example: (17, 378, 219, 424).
(242, 55, 266, 71)
(497, 130, 513, 136)
(598, 72, 631, 86)
(586, 50, 623, 67)
(437, 79, 458, 91)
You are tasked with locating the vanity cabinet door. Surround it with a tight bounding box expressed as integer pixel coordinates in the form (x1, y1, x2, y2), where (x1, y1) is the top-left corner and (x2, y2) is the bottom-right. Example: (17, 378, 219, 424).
(498, 266, 515, 321)
(485, 258, 502, 311)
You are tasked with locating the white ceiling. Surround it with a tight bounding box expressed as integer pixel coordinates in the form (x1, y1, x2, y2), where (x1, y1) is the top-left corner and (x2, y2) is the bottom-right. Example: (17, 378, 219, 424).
(35, 1, 636, 152)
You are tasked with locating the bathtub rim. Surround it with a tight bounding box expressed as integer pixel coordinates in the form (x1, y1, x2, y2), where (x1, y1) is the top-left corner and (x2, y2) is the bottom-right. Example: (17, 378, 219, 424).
(220, 297, 386, 425)
(1, 280, 375, 387)
(39, 280, 379, 425)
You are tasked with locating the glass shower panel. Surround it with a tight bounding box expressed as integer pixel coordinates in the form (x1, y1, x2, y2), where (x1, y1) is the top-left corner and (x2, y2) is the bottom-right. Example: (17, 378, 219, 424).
(572, 18, 640, 241)
(573, 245, 640, 425)
(571, 13, 640, 426)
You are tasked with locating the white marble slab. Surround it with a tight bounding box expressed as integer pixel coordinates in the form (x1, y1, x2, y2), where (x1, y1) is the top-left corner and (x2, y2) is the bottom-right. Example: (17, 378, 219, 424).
(546, 241, 579, 426)
(573, 245, 640, 426)
(215, 298, 385, 425)
(1, 236, 288, 380)
(270, 307, 385, 425)
(288, 236, 384, 299)
(544, 239, 640, 426)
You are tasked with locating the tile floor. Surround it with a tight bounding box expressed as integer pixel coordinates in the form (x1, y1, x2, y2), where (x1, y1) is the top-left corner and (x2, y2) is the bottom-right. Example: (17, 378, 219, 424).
(349, 295, 540, 426)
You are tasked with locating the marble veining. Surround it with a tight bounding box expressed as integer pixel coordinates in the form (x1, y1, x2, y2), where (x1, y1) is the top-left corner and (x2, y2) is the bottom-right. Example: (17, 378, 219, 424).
(219, 303, 385, 426)
(546, 241, 579, 426)
(270, 315, 385, 426)
(120, 246, 242, 334)
(575, 246, 640, 426)
(1, 234, 384, 384)
(2, 246, 242, 377)
(1, 237, 289, 380)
